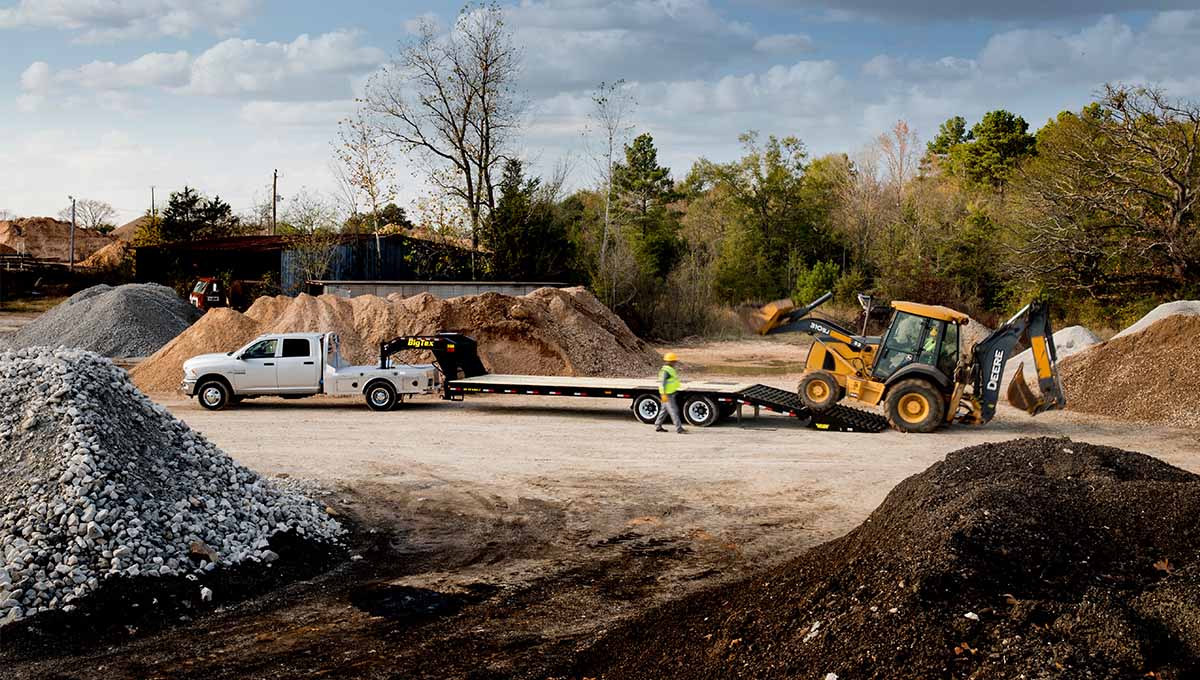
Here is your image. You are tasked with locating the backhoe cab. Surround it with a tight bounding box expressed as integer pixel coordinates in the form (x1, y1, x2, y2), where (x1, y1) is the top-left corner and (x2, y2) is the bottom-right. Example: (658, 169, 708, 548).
(751, 292, 1066, 433)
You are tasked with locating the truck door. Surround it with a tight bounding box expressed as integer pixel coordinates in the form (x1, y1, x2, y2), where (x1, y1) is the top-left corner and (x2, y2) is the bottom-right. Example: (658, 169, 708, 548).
(276, 337, 320, 391)
(235, 338, 279, 391)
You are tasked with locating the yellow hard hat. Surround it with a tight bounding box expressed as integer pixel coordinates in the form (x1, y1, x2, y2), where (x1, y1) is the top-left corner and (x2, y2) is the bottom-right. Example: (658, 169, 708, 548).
(663, 352, 678, 362)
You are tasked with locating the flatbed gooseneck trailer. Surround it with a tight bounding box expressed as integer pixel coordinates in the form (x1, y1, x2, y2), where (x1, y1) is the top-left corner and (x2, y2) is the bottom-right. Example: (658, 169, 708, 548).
(380, 333, 888, 433)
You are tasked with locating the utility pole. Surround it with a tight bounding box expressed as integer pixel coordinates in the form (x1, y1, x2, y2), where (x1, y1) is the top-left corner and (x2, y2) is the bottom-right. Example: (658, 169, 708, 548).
(68, 195, 76, 272)
(150, 185, 156, 219)
(271, 169, 278, 235)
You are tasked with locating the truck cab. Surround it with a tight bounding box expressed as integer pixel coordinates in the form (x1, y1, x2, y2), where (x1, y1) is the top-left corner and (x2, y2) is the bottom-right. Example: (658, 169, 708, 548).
(181, 332, 439, 411)
(189, 277, 225, 311)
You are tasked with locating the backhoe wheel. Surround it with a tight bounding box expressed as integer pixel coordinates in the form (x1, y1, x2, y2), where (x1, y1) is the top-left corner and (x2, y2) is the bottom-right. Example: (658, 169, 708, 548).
(799, 371, 842, 411)
(365, 381, 398, 412)
(885, 379, 945, 433)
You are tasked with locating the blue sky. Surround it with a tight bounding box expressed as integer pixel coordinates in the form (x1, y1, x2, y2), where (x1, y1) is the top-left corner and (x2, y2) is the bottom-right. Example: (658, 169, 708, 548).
(2, 0, 1199, 224)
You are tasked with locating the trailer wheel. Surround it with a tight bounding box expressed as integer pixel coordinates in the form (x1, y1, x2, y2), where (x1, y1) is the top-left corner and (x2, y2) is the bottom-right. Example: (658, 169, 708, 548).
(197, 380, 231, 411)
(365, 381, 398, 412)
(684, 395, 720, 427)
(632, 394, 661, 424)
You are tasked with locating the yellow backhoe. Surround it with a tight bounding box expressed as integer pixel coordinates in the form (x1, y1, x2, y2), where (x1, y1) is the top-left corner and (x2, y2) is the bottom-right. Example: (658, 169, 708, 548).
(751, 292, 1066, 433)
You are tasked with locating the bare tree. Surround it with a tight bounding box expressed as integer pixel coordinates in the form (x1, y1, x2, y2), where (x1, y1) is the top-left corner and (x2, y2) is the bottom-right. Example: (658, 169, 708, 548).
(875, 120, 921, 207)
(283, 189, 344, 289)
(336, 109, 395, 264)
(58, 199, 117, 233)
(363, 2, 522, 276)
(586, 80, 636, 272)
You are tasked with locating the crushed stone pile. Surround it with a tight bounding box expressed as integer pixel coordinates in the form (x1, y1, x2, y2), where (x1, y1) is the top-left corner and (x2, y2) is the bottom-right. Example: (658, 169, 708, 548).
(131, 286, 658, 393)
(1113, 300, 1200, 338)
(569, 438, 1200, 679)
(0, 348, 343, 627)
(1059, 314, 1200, 427)
(0, 218, 112, 262)
(960, 315, 992, 350)
(3, 284, 200, 358)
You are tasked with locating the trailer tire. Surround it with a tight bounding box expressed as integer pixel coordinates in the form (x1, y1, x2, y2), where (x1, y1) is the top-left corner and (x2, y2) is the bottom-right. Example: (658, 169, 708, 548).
(365, 380, 398, 412)
(632, 394, 661, 424)
(684, 395, 720, 427)
(197, 379, 232, 411)
(719, 402, 738, 420)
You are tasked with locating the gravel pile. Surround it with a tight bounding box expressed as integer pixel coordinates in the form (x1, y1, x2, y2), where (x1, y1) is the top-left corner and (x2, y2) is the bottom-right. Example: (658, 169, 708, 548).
(4, 284, 200, 358)
(1113, 300, 1200, 338)
(0, 347, 343, 627)
(569, 438, 1200, 679)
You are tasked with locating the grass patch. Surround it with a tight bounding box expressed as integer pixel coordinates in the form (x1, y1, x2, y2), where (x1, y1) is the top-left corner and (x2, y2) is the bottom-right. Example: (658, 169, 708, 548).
(0, 296, 65, 313)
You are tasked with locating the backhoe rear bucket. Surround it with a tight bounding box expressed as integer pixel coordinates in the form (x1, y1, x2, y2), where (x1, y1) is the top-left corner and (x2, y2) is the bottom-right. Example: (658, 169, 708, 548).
(1006, 362, 1044, 415)
(748, 298, 796, 335)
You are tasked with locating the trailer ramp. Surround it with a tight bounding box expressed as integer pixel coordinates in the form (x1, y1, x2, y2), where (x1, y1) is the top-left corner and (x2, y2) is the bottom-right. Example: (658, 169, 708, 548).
(735, 384, 889, 433)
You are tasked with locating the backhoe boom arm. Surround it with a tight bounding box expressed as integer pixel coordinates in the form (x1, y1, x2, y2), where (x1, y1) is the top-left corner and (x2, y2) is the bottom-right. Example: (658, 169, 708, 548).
(970, 301, 1066, 423)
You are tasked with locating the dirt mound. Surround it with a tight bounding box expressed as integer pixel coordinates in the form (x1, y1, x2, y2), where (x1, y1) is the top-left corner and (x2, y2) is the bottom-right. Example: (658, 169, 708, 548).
(79, 241, 130, 270)
(132, 287, 657, 393)
(1059, 314, 1200, 427)
(0, 218, 112, 262)
(0, 243, 15, 256)
(5, 283, 200, 358)
(130, 309, 264, 393)
(110, 217, 147, 243)
(569, 438, 1200, 679)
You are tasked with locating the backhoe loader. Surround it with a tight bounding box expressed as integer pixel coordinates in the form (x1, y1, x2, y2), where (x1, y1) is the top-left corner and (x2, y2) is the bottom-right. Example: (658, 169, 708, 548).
(751, 292, 1066, 433)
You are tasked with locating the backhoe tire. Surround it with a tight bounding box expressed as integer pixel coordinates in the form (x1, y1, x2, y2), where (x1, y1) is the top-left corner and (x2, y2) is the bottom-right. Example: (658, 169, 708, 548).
(799, 371, 842, 412)
(885, 379, 945, 433)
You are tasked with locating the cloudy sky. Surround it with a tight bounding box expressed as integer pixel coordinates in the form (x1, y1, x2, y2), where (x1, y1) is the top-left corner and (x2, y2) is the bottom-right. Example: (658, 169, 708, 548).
(3, 0, 1200, 223)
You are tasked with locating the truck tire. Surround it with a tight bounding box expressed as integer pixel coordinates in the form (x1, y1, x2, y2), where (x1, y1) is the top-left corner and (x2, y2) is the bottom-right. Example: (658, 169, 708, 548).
(632, 394, 661, 424)
(197, 379, 232, 411)
(799, 371, 842, 411)
(684, 395, 720, 427)
(365, 381, 398, 412)
(885, 379, 945, 433)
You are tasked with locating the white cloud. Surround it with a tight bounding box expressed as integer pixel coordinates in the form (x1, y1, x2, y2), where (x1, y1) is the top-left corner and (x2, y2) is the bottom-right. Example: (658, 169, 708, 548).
(17, 30, 384, 107)
(754, 33, 813, 54)
(403, 11, 442, 35)
(184, 31, 385, 98)
(0, 0, 260, 42)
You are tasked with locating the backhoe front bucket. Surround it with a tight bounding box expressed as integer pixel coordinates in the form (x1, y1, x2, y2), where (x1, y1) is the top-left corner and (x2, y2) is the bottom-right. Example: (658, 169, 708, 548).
(1006, 362, 1066, 415)
(748, 298, 797, 335)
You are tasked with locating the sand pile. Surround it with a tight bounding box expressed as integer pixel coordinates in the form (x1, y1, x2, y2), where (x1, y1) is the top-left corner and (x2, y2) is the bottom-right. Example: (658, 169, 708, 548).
(4, 284, 200, 358)
(79, 241, 130, 270)
(1113, 300, 1200, 338)
(1059, 314, 1200, 427)
(0, 348, 343, 627)
(570, 438, 1200, 679)
(131, 286, 658, 393)
(0, 218, 112, 262)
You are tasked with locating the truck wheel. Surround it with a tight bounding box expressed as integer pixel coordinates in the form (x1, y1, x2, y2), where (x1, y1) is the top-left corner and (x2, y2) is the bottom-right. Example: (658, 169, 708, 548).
(365, 381, 398, 412)
(632, 394, 661, 424)
(885, 379, 945, 433)
(799, 371, 842, 411)
(197, 380, 231, 411)
(684, 395, 720, 427)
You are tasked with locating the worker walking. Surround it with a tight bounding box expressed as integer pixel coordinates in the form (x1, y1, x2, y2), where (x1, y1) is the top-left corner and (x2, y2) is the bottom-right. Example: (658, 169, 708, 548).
(654, 352, 686, 433)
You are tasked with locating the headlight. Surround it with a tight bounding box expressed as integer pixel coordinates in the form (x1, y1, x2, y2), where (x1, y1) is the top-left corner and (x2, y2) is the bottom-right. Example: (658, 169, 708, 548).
(184, 366, 197, 379)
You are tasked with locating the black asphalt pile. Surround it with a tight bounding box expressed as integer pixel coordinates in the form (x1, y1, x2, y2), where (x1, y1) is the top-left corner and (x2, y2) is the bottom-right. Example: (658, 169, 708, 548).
(569, 438, 1200, 679)
(3, 284, 200, 358)
(0, 348, 344, 629)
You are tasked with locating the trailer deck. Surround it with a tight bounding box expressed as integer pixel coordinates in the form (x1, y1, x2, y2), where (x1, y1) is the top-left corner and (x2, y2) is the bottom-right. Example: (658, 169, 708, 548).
(382, 333, 890, 433)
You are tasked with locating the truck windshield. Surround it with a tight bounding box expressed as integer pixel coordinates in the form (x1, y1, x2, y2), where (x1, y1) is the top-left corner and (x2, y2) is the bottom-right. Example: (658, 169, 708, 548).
(192, 281, 207, 294)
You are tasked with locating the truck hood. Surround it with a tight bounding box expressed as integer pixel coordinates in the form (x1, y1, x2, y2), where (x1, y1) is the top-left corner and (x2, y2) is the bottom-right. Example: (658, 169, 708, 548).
(183, 352, 235, 372)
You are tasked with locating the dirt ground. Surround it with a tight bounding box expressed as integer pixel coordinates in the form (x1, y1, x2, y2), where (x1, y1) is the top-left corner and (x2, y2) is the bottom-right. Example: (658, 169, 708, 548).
(6, 339, 1200, 679)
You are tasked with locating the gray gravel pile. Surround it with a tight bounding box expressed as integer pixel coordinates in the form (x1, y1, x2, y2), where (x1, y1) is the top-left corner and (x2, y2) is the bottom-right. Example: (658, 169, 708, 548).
(3, 283, 200, 358)
(0, 347, 343, 627)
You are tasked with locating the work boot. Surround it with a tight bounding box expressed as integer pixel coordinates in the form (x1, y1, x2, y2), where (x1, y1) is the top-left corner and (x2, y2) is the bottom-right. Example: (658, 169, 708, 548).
(655, 426, 667, 432)
(676, 428, 688, 434)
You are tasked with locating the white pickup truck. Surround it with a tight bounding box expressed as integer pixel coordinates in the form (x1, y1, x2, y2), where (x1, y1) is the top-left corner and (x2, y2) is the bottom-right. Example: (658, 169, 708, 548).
(181, 332, 439, 411)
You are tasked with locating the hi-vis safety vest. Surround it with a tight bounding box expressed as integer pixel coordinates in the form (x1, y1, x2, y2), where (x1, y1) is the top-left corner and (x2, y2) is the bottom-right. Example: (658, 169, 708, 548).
(659, 365, 681, 395)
